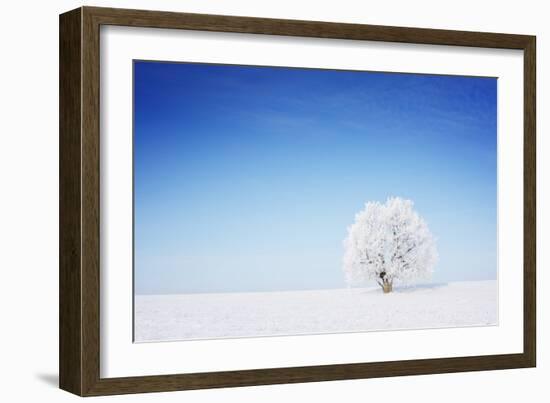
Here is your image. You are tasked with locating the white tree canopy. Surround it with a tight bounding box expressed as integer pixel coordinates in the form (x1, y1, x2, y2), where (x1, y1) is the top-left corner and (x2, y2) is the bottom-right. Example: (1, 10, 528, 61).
(342, 197, 437, 292)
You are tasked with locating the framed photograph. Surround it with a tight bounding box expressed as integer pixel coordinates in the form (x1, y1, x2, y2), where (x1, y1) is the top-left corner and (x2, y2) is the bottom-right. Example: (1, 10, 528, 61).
(59, 6, 536, 396)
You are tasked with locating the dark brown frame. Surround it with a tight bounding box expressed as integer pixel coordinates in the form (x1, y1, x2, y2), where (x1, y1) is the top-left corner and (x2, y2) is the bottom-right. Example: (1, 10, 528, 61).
(60, 6, 536, 396)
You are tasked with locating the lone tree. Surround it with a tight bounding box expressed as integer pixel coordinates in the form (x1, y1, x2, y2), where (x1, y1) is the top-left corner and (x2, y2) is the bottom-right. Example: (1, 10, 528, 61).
(342, 197, 437, 293)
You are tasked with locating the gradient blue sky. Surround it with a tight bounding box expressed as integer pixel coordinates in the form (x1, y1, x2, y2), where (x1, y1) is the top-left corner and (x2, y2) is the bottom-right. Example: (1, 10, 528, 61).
(134, 61, 497, 295)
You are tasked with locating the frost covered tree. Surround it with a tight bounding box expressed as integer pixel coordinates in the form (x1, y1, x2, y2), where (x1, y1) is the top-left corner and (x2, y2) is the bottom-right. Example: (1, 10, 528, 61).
(342, 197, 437, 293)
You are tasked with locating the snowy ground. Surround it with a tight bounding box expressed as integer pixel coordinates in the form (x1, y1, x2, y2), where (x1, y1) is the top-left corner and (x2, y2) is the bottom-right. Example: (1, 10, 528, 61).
(134, 280, 497, 342)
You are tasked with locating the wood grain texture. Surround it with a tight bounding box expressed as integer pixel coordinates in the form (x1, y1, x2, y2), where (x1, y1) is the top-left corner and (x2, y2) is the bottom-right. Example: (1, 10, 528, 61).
(81, 7, 102, 396)
(85, 354, 531, 396)
(59, 6, 537, 396)
(59, 8, 82, 396)
(85, 6, 531, 49)
(523, 38, 536, 367)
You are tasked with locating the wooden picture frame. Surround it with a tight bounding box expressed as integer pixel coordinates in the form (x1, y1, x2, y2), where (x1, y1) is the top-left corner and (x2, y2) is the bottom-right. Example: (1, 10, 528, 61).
(59, 6, 536, 396)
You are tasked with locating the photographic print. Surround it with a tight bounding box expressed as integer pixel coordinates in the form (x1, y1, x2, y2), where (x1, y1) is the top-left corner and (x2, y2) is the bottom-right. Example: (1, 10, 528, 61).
(133, 61, 497, 343)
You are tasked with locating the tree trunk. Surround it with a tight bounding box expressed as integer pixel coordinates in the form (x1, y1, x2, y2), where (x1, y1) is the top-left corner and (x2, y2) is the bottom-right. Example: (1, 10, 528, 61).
(382, 280, 393, 293)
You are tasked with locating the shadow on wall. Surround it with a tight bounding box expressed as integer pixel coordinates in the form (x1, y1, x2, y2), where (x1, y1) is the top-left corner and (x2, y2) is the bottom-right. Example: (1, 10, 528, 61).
(35, 373, 58, 388)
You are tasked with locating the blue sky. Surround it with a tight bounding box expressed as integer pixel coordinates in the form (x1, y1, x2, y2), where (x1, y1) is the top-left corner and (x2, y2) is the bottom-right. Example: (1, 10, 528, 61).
(134, 61, 497, 295)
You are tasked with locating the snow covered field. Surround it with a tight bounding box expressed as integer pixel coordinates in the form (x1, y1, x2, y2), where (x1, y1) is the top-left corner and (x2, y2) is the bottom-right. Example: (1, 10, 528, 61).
(134, 280, 497, 342)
